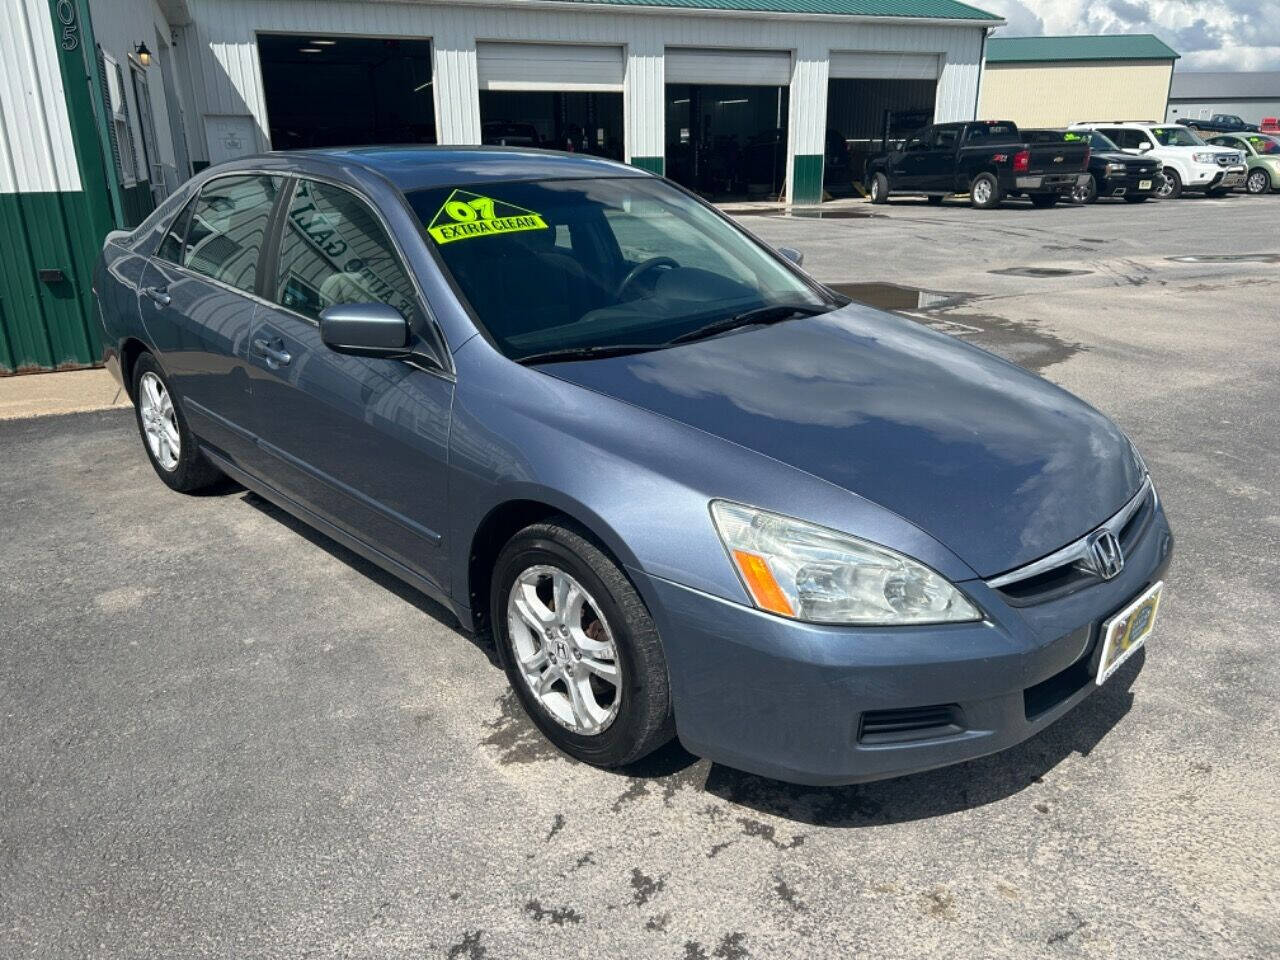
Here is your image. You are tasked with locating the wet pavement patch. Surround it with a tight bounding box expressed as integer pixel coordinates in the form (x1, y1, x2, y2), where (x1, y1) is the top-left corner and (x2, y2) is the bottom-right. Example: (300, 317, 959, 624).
(827, 281, 973, 312)
(989, 266, 1093, 278)
(1166, 253, 1280, 264)
(780, 207, 880, 219)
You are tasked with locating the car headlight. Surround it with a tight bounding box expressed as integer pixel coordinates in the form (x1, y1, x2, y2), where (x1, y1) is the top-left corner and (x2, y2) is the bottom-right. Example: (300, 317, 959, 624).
(1192, 152, 1217, 163)
(709, 501, 981, 625)
(1105, 162, 1127, 175)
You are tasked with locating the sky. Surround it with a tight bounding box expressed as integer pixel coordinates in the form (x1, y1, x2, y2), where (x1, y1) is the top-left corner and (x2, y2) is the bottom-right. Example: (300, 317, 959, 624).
(978, 0, 1280, 71)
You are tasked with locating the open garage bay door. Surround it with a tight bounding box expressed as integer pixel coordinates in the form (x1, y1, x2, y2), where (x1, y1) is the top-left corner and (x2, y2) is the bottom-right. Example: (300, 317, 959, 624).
(829, 51, 940, 81)
(476, 42, 624, 91)
(665, 48, 792, 86)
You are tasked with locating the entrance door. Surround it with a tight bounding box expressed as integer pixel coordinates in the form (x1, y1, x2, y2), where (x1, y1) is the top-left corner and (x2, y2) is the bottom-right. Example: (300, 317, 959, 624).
(246, 177, 454, 592)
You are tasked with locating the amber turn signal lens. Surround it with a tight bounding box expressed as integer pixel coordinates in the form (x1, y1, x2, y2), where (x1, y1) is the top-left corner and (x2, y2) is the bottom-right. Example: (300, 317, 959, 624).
(731, 550, 795, 617)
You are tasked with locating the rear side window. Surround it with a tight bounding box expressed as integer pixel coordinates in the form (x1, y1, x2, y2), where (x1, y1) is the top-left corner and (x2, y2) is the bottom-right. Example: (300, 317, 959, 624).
(274, 179, 420, 323)
(156, 195, 197, 264)
(184, 175, 282, 293)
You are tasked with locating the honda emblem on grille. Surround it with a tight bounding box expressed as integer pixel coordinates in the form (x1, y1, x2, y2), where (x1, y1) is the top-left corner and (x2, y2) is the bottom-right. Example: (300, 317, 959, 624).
(1086, 530, 1124, 580)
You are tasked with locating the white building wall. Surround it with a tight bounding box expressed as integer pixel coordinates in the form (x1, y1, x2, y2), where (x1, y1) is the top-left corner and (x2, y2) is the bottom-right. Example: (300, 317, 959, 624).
(178, 0, 987, 199)
(0, 0, 82, 193)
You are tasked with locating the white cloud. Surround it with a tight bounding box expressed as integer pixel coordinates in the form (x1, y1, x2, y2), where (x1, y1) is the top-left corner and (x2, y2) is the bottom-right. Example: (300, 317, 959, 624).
(980, 0, 1280, 70)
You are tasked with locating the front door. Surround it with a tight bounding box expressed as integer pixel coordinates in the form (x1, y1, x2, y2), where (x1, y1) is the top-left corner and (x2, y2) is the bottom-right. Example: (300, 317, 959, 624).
(244, 177, 454, 592)
(890, 128, 933, 189)
(139, 173, 283, 464)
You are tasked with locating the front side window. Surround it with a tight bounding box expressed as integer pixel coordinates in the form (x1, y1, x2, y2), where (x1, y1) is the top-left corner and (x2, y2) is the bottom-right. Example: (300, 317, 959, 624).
(274, 179, 421, 323)
(1152, 126, 1205, 147)
(184, 175, 282, 293)
(406, 177, 830, 362)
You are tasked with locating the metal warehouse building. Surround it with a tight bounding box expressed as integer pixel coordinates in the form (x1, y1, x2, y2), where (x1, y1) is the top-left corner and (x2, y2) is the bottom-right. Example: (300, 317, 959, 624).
(980, 34, 1179, 129)
(3, 0, 1000, 375)
(1166, 72, 1280, 127)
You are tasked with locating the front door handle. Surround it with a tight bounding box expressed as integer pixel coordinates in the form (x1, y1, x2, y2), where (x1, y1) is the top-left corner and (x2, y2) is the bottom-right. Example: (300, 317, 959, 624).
(252, 337, 292, 368)
(142, 286, 170, 306)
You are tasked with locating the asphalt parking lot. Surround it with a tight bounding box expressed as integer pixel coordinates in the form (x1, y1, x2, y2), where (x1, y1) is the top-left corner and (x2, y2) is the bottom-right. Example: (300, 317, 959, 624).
(3, 192, 1278, 959)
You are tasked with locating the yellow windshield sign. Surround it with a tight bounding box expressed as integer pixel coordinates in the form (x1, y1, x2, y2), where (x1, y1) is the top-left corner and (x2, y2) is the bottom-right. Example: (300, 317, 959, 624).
(427, 189, 548, 244)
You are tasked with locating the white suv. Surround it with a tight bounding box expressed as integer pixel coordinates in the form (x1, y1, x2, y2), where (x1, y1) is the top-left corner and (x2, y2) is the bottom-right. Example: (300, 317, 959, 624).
(1069, 121, 1247, 199)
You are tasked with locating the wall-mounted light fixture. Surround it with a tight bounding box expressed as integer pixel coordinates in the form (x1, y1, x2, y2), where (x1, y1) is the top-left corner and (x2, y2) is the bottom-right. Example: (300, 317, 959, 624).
(134, 42, 152, 67)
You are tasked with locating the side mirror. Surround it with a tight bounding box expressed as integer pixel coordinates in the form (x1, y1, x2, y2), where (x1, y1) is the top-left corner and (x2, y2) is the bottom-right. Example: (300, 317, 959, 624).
(777, 246, 804, 267)
(1137, 142, 1152, 152)
(319, 302, 410, 358)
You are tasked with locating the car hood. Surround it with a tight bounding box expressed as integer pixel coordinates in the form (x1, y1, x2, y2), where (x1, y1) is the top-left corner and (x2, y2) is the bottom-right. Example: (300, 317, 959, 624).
(538, 306, 1144, 578)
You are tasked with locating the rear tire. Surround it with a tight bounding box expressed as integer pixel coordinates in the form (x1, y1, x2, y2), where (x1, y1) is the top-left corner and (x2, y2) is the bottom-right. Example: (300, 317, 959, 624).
(970, 172, 1003, 209)
(1030, 194, 1060, 209)
(1157, 169, 1182, 199)
(131, 352, 224, 493)
(868, 172, 890, 204)
(492, 519, 675, 769)
(1072, 175, 1098, 204)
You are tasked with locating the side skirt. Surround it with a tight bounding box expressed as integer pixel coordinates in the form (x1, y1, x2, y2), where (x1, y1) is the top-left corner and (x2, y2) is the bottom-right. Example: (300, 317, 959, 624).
(200, 445, 470, 628)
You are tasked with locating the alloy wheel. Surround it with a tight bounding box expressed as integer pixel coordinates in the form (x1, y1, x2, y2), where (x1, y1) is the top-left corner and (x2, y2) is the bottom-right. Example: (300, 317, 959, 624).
(139, 372, 180, 471)
(506, 565, 622, 735)
(973, 179, 992, 205)
(1247, 170, 1268, 194)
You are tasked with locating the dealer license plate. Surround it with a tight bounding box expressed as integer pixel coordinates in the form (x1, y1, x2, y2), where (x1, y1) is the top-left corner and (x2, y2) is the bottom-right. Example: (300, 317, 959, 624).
(1097, 581, 1163, 685)
(1138, 179, 1153, 190)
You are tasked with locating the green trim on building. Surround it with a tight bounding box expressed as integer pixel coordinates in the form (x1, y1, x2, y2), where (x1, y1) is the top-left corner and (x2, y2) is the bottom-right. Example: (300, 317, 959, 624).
(0, 191, 105, 373)
(985, 34, 1180, 64)
(791, 154, 824, 204)
(547, 0, 999, 20)
(631, 155, 665, 175)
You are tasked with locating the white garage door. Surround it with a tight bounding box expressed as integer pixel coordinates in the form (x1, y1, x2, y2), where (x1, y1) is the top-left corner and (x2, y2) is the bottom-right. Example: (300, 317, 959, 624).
(665, 48, 793, 86)
(476, 42, 625, 91)
(829, 51, 940, 81)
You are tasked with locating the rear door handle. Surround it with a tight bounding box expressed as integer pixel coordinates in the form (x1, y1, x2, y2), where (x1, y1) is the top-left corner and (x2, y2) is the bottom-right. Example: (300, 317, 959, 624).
(142, 286, 170, 306)
(252, 336, 292, 368)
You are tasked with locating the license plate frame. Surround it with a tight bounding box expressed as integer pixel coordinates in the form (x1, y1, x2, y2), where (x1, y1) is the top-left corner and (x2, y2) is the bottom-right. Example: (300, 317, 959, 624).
(1138, 179, 1153, 190)
(1097, 581, 1164, 685)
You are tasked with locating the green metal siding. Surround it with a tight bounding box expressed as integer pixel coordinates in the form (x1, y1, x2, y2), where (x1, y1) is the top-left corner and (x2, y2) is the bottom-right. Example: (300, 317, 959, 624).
(630, 155, 665, 174)
(985, 35, 1180, 64)
(545, 0, 999, 18)
(791, 154, 824, 204)
(0, 191, 103, 373)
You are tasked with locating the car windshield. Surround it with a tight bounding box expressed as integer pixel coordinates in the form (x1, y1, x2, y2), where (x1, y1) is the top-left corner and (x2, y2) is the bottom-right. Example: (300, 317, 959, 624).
(1247, 135, 1280, 154)
(1152, 126, 1205, 147)
(406, 177, 830, 362)
(1082, 131, 1120, 151)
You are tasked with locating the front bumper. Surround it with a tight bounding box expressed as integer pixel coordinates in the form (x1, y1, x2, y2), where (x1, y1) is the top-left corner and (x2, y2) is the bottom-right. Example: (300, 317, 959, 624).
(635, 505, 1174, 786)
(1098, 171, 1159, 197)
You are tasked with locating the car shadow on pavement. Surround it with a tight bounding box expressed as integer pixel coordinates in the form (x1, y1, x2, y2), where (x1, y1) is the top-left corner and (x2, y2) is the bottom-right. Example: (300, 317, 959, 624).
(621, 650, 1146, 828)
(240, 490, 501, 668)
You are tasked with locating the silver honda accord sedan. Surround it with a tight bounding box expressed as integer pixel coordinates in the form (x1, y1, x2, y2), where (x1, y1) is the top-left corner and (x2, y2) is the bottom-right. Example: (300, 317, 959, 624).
(93, 146, 1173, 785)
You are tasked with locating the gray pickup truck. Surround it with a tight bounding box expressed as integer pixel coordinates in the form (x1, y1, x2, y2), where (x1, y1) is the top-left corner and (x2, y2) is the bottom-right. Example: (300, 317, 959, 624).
(866, 120, 1091, 209)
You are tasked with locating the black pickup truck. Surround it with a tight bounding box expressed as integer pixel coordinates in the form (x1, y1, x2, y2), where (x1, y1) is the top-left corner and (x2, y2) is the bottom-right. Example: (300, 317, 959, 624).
(865, 120, 1091, 209)
(1182, 113, 1259, 135)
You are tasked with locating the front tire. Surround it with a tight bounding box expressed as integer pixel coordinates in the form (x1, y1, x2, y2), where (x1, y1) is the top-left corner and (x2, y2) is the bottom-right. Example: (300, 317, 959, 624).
(970, 172, 1003, 209)
(492, 519, 675, 768)
(868, 172, 889, 204)
(1246, 169, 1270, 195)
(1157, 169, 1182, 199)
(131, 352, 223, 493)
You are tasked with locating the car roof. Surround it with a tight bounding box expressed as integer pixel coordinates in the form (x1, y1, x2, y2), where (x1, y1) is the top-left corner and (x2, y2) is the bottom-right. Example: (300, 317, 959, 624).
(291, 145, 650, 192)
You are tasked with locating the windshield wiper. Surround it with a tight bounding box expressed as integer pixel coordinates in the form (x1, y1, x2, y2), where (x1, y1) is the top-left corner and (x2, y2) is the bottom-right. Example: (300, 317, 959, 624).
(515, 343, 662, 366)
(667, 303, 830, 346)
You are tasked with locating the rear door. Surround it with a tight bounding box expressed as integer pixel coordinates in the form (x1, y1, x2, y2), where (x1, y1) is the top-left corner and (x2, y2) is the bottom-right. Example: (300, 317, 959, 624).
(139, 173, 283, 463)
(244, 177, 454, 592)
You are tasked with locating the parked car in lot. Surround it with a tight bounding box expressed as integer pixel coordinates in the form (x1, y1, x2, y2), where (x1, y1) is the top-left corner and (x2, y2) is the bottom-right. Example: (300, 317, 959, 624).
(866, 120, 1091, 209)
(92, 147, 1173, 785)
(1183, 113, 1259, 135)
(1023, 129, 1161, 204)
(1069, 122, 1246, 199)
(1205, 133, 1280, 194)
